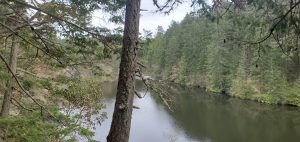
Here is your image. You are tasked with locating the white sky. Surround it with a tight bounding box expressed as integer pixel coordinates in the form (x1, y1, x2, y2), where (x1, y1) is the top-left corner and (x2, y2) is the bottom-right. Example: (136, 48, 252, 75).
(139, 1, 192, 33)
(91, 1, 193, 34)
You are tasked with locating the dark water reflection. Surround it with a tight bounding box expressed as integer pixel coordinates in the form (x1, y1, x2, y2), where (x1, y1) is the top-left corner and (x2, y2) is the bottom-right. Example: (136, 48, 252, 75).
(94, 81, 300, 142)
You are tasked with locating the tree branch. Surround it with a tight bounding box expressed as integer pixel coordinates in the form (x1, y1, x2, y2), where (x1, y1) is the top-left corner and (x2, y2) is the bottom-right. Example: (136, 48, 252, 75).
(8, 0, 111, 46)
(251, 0, 300, 44)
(0, 52, 61, 122)
(136, 68, 173, 112)
(11, 98, 34, 112)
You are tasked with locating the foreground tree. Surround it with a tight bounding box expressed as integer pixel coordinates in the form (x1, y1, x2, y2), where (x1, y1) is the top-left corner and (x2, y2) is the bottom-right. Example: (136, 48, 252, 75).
(106, 1, 210, 141)
(0, 35, 20, 116)
(107, 0, 300, 141)
(0, 4, 23, 116)
(107, 0, 140, 141)
(0, 0, 125, 117)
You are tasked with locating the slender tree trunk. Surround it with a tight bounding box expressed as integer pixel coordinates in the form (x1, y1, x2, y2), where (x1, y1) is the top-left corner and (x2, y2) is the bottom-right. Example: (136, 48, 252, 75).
(1, 35, 20, 117)
(107, 0, 140, 142)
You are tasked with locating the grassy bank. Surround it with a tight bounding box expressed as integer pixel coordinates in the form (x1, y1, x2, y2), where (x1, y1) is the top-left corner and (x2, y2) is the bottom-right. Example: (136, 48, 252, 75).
(144, 65, 300, 107)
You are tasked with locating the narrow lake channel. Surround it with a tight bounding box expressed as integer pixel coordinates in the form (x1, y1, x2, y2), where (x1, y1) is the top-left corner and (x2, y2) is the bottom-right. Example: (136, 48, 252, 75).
(94, 81, 300, 142)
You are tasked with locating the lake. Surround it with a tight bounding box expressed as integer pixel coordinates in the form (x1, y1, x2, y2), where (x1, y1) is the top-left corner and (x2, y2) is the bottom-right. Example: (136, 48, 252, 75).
(93, 81, 300, 142)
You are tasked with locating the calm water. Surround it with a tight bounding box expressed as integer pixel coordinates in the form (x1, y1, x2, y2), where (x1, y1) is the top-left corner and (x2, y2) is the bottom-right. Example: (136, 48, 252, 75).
(93, 81, 300, 142)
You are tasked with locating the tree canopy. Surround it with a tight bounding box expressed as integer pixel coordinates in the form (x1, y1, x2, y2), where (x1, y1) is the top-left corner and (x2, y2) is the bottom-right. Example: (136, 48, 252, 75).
(142, 0, 300, 106)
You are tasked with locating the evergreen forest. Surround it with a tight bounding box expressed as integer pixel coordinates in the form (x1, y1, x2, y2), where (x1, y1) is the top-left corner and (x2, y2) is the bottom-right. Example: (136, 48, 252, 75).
(1, 0, 300, 142)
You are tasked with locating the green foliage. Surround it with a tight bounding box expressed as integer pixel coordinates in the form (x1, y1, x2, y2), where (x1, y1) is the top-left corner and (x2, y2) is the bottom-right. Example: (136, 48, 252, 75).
(0, 0, 123, 141)
(19, 75, 53, 91)
(0, 75, 107, 141)
(142, 1, 300, 106)
(53, 78, 103, 108)
(51, 76, 107, 130)
(0, 112, 59, 142)
(279, 78, 300, 106)
(179, 54, 187, 84)
(0, 107, 103, 142)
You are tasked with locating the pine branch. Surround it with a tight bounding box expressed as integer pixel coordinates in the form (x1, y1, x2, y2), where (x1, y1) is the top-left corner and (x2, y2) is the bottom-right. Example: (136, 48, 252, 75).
(0, 21, 64, 64)
(11, 98, 34, 112)
(250, 0, 300, 44)
(8, 0, 112, 47)
(0, 52, 62, 123)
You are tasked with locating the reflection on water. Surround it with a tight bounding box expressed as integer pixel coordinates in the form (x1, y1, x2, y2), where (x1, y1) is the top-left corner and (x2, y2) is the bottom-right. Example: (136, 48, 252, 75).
(94, 81, 300, 142)
(94, 81, 199, 142)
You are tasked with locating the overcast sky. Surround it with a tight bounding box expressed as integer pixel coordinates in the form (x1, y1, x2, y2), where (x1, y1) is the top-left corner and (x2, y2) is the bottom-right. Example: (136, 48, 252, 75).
(92, 1, 193, 34)
(139, 1, 192, 33)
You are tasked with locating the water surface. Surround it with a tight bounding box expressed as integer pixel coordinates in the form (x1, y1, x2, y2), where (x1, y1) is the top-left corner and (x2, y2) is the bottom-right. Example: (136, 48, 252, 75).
(94, 81, 300, 142)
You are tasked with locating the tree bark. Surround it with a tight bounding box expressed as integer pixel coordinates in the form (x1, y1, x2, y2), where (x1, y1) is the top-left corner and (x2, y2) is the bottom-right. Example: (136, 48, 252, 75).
(107, 0, 140, 142)
(1, 35, 20, 117)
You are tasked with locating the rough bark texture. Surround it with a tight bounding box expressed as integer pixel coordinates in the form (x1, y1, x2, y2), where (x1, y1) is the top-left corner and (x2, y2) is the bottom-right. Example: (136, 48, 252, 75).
(106, 0, 140, 142)
(1, 35, 20, 116)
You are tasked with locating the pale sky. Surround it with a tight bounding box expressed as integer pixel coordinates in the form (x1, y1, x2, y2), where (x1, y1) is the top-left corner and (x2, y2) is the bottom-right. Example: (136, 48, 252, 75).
(139, 1, 192, 33)
(92, 1, 193, 34)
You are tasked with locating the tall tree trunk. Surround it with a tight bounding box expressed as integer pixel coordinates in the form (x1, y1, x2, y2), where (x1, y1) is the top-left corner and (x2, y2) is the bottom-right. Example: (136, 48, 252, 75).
(1, 35, 20, 117)
(107, 0, 140, 142)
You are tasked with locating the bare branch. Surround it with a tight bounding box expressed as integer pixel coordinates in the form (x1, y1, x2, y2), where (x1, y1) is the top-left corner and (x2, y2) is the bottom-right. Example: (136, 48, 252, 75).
(137, 61, 146, 68)
(136, 68, 173, 112)
(135, 90, 143, 99)
(133, 105, 140, 109)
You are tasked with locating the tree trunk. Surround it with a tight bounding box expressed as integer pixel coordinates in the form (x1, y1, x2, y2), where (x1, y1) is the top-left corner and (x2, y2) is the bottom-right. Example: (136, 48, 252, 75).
(1, 35, 20, 117)
(107, 0, 140, 142)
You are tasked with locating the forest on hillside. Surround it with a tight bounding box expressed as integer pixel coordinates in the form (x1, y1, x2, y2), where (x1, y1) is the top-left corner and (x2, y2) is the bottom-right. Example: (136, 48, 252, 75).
(142, 0, 300, 106)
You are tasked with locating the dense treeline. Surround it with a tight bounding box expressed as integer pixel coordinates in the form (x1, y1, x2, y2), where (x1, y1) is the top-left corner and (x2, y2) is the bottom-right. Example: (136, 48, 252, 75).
(142, 1, 300, 106)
